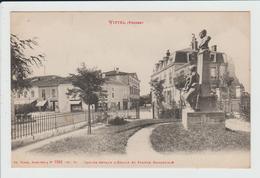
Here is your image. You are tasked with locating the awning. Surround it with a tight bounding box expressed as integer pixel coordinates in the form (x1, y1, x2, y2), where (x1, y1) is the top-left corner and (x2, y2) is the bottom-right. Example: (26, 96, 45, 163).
(14, 99, 36, 105)
(69, 100, 82, 105)
(36, 100, 47, 107)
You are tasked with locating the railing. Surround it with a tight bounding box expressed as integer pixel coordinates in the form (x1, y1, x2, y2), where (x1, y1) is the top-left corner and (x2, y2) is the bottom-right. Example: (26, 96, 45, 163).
(11, 111, 104, 140)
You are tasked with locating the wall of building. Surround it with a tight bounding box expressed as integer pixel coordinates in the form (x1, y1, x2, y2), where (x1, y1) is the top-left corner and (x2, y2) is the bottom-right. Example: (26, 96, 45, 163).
(13, 86, 39, 104)
(103, 83, 129, 110)
(58, 83, 73, 113)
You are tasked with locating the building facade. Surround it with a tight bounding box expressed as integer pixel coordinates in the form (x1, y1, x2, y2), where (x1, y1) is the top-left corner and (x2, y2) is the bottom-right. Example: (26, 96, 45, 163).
(13, 75, 85, 113)
(151, 36, 237, 114)
(104, 68, 140, 109)
(14, 68, 141, 114)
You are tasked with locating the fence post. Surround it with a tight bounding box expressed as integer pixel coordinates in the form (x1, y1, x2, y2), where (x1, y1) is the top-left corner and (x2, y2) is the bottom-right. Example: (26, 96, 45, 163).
(72, 113, 75, 128)
(54, 114, 57, 129)
(31, 115, 33, 137)
(85, 110, 87, 122)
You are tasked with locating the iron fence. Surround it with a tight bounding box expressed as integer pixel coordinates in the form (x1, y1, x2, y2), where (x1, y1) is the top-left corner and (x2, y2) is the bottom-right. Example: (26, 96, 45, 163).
(11, 111, 104, 140)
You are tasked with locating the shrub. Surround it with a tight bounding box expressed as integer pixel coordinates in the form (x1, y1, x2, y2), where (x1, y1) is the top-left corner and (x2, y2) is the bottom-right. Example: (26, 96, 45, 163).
(159, 108, 180, 119)
(15, 103, 38, 114)
(108, 116, 128, 125)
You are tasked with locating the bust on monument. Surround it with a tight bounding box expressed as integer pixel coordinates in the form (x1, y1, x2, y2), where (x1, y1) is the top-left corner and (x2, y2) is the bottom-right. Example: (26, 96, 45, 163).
(198, 29, 211, 53)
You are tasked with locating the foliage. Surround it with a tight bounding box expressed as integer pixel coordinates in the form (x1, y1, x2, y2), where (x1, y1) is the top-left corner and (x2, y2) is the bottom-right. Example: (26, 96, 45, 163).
(97, 89, 108, 111)
(11, 34, 44, 91)
(108, 116, 128, 125)
(150, 79, 165, 107)
(15, 103, 38, 115)
(67, 63, 106, 134)
(174, 74, 186, 91)
(67, 63, 106, 105)
(159, 101, 181, 119)
(240, 92, 250, 121)
(139, 93, 152, 106)
(222, 72, 234, 87)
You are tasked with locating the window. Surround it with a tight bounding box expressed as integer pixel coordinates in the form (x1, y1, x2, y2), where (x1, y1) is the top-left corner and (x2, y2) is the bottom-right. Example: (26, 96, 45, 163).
(31, 91, 35, 98)
(210, 67, 217, 79)
(52, 89, 56, 97)
(42, 89, 46, 100)
(17, 91, 21, 98)
(24, 91, 28, 98)
(175, 52, 188, 63)
(210, 54, 215, 62)
(112, 93, 114, 98)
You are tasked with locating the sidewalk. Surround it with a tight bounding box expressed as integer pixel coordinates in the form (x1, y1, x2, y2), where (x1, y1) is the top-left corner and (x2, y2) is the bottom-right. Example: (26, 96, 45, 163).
(12, 123, 105, 154)
(225, 119, 250, 132)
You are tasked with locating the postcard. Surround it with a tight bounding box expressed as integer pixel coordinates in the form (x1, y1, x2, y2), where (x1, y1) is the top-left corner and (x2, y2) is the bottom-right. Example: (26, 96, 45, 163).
(1, 1, 260, 178)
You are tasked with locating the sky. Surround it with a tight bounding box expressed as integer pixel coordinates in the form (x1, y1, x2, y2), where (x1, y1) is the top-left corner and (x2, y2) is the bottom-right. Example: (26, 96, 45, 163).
(11, 12, 250, 94)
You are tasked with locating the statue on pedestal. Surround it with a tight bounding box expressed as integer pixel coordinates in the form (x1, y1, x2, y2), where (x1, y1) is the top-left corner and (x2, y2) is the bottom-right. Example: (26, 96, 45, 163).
(182, 65, 200, 111)
(198, 29, 211, 53)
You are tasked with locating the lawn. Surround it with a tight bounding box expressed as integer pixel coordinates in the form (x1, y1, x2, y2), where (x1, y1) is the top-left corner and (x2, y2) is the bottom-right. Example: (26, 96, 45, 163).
(32, 119, 173, 155)
(150, 123, 250, 153)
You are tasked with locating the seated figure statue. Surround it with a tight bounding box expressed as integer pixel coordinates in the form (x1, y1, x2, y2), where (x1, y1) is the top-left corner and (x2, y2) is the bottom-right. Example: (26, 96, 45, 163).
(182, 65, 200, 111)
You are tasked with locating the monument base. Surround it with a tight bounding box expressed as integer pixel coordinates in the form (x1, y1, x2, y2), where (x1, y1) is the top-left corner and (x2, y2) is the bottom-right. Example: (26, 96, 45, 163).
(182, 109, 225, 130)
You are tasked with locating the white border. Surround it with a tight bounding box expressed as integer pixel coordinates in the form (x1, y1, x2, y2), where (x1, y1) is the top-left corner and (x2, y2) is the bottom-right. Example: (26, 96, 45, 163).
(1, 1, 260, 178)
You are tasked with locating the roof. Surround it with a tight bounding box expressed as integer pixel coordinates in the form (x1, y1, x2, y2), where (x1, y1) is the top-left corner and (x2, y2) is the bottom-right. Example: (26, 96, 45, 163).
(104, 70, 129, 76)
(105, 78, 128, 86)
(27, 75, 72, 87)
(176, 47, 195, 53)
(104, 70, 140, 81)
(36, 100, 47, 107)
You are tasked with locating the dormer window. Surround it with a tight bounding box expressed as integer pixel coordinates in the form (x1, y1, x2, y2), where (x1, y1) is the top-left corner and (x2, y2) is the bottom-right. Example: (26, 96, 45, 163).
(210, 67, 217, 80)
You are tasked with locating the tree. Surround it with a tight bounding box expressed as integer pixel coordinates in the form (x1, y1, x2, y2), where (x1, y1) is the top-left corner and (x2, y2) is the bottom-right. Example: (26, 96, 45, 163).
(139, 94, 151, 107)
(150, 79, 165, 117)
(10, 34, 44, 120)
(221, 72, 234, 112)
(174, 74, 186, 105)
(11, 34, 44, 91)
(67, 63, 106, 134)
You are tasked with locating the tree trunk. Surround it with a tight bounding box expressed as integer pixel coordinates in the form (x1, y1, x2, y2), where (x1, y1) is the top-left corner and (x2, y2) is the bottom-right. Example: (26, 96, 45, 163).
(227, 87, 230, 113)
(179, 90, 182, 120)
(87, 104, 91, 134)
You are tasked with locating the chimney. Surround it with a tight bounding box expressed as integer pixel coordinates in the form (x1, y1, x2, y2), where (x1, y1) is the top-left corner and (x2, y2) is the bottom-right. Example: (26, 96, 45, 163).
(191, 34, 198, 50)
(115, 67, 119, 74)
(211, 45, 217, 52)
(166, 49, 170, 58)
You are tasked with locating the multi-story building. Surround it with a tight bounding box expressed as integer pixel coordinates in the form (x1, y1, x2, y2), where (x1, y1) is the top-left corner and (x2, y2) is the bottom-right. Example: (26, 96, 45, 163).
(13, 68, 141, 114)
(102, 78, 129, 110)
(104, 68, 140, 109)
(13, 75, 84, 113)
(151, 36, 230, 112)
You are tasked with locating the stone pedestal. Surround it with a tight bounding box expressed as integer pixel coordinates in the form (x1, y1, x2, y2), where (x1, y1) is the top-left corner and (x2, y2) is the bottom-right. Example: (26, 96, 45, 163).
(182, 110, 225, 130)
(182, 50, 224, 130)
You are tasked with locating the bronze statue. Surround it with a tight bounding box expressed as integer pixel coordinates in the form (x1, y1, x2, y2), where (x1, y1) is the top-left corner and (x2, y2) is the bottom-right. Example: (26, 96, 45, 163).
(182, 65, 200, 111)
(198, 29, 211, 52)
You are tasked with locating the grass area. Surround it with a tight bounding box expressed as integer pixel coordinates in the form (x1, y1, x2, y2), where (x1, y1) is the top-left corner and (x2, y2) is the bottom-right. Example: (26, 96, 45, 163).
(32, 119, 173, 155)
(150, 123, 250, 153)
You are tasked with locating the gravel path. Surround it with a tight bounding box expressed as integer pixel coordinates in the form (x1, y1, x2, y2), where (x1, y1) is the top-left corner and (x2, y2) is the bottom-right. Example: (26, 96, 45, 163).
(126, 124, 162, 157)
(225, 119, 250, 132)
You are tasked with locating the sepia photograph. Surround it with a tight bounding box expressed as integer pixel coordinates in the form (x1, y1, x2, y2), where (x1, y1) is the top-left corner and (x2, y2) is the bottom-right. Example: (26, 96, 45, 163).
(9, 11, 250, 168)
